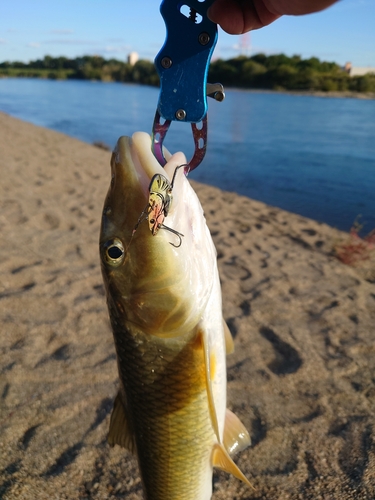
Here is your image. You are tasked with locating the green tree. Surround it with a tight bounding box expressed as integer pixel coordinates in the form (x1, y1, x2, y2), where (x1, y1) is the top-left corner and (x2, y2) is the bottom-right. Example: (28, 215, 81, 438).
(241, 60, 266, 87)
(131, 60, 159, 86)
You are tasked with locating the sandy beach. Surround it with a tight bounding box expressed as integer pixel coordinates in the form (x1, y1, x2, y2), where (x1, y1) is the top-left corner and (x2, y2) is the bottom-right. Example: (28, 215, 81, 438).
(1, 111, 375, 499)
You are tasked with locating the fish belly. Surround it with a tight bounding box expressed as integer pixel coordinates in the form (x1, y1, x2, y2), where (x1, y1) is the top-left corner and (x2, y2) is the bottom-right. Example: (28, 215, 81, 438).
(112, 321, 217, 500)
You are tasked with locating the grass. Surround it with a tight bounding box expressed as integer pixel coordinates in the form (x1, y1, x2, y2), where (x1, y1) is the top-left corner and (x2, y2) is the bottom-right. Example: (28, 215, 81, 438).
(0, 68, 74, 79)
(333, 221, 375, 282)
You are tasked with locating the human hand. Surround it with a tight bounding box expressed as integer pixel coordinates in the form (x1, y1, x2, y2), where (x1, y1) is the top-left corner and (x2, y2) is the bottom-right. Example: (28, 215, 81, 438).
(208, 0, 338, 34)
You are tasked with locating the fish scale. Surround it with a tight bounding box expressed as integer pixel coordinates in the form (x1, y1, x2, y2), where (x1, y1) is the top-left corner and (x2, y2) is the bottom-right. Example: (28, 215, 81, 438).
(112, 319, 216, 499)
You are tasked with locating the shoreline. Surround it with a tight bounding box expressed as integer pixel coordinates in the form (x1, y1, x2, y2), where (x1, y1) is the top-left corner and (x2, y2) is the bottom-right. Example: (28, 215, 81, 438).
(227, 86, 375, 100)
(1, 74, 375, 100)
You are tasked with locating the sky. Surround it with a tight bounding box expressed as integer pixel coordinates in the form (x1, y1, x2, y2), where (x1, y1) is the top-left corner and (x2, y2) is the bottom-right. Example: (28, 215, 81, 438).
(0, 0, 375, 68)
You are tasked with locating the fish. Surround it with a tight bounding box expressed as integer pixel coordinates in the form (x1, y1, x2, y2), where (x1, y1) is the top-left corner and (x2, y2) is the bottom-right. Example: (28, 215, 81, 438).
(99, 131, 252, 500)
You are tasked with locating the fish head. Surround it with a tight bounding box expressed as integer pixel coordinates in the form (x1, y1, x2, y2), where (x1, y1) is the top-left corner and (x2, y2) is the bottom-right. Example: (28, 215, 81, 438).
(100, 132, 217, 338)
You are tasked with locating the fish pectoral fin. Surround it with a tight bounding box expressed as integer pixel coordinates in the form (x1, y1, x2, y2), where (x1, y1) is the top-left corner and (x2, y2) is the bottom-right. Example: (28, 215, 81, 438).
(108, 391, 136, 454)
(223, 408, 251, 456)
(201, 330, 220, 443)
(212, 443, 254, 490)
(223, 319, 234, 355)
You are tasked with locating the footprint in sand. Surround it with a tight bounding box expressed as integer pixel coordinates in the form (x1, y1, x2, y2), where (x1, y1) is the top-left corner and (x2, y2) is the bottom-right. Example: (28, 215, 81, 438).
(259, 326, 303, 376)
(0, 199, 28, 226)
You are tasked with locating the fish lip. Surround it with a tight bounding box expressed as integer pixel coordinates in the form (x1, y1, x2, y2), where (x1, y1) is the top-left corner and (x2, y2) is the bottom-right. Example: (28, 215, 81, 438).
(129, 132, 189, 197)
(130, 132, 170, 195)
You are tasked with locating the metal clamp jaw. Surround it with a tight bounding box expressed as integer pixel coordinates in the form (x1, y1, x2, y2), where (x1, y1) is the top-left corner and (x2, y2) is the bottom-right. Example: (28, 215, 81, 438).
(152, 0, 225, 172)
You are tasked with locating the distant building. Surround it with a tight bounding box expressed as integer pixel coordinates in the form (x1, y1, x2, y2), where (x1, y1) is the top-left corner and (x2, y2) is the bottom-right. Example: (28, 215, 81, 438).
(344, 62, 375, 76)
(128, 52, 139, 66)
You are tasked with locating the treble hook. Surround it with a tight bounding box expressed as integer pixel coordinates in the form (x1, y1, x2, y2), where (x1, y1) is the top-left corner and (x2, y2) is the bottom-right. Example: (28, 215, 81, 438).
(128, 163, 187, 249)
(160, 224, 184, 248)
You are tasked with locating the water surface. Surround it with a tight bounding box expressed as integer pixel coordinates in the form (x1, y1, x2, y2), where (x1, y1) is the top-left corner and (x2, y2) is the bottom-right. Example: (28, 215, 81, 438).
(1, 78, 374, 233)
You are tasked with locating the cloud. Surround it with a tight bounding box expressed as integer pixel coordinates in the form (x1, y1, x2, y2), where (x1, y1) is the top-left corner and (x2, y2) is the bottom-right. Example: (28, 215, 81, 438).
(100, 45, 131, 53)
(27, 42, 41, 48)
(49, 29, 74, 35)
(105, 38, 124, 43)
(217, 43, 246, 52)
(45, 39, 97, 45)
(0, 38, 7, 44)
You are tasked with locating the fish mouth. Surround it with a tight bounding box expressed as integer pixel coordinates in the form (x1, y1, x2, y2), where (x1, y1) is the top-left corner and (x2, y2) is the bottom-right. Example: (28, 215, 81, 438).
(119, 131, 187, 200)
(101, 132, 188, 245)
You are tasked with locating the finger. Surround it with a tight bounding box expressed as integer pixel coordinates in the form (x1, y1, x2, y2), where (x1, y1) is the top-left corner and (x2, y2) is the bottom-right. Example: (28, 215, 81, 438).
(244, 0, 280, 31)
(208, 0, 280, 34)
(208, 0, 246, 34)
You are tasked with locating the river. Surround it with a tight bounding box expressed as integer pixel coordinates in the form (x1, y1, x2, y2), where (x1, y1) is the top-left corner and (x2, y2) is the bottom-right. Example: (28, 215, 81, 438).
(1, 78, 374, 233)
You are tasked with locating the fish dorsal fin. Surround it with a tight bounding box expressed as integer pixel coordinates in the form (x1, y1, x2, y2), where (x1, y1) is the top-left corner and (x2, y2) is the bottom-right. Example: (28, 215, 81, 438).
(223, 319, 234, 355)
(201, 330, 221, 443)
(212, 443, 254, 489)
(223, 408, 251, 456)
(108, 391, 136, 454)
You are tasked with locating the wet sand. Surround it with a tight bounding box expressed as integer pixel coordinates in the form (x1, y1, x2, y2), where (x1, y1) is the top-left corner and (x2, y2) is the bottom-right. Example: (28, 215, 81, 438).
(1, 111, 375, 499)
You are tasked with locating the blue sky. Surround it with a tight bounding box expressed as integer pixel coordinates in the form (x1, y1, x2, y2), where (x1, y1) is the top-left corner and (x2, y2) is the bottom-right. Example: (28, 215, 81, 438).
(1, 0, 374, 67)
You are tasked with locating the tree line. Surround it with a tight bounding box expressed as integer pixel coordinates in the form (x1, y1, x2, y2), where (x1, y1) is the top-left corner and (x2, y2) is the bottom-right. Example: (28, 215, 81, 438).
(0, 55, 159, 86)
(1, 54, 374, 93)
(210, 54, 375, 92)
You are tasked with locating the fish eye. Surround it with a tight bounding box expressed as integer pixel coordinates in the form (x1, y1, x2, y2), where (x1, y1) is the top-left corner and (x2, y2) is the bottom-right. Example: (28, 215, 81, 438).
(150, 219, 155, 224)
(103, 238, 125, 266)
(108, 246, 122, 259)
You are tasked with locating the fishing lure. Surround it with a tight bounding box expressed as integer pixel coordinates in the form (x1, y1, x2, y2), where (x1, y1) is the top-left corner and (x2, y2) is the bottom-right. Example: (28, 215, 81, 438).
(133, 164, 187, 247)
